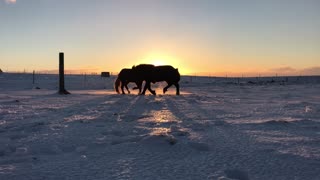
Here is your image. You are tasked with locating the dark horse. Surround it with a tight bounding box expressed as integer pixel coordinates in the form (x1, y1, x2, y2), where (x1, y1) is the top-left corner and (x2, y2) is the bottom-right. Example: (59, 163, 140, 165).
(132, 64, 180, 95)
(114, 68, 143, 94)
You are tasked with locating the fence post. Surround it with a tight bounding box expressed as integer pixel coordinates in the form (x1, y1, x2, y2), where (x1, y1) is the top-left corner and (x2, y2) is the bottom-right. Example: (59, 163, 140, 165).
(58, 52, 70, 94)
(32, 70, 35, 84)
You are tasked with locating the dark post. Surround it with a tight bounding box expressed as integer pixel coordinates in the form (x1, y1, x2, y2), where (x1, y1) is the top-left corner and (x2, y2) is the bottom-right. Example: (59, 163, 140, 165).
(58, 52, 70, 94)
(32, 70, 35, 84)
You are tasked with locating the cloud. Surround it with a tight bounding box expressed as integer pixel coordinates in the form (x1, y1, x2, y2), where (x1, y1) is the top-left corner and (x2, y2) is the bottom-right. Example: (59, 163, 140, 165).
(5, 0, 16, 4)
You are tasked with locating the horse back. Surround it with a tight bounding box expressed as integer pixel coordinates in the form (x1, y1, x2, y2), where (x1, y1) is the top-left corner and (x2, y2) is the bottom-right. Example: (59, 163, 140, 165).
(153, 65, 180, 82)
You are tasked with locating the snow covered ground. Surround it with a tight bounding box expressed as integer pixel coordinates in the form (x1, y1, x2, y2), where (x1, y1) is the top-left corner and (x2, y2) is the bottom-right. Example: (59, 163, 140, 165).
(0, 73, 320, 180)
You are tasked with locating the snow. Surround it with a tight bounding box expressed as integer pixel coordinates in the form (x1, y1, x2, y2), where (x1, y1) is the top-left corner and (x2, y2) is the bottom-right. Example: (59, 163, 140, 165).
(0, 73, 320, 180)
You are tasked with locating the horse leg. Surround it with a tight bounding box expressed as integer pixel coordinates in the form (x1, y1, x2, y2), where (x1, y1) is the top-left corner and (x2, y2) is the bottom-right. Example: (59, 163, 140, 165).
(174, 82, 180, 95)
(148, 84, 156, 95)
(141, 81, 156, 95)
(163, 82, 173, 94)
(121, 83, 126, 94)
(146, 80, 156, 95)
(141, 81, 149, 95)
(137, 81, 142, 95)
(125, 82, 130, 94)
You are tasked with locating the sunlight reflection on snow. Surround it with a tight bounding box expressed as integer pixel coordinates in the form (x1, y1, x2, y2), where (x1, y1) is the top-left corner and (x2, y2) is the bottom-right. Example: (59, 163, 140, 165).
(149, 127, 171, 136)
(153, 110, 178, 123)
(64, 115, 98, 122)
(71, 90, 117, 95)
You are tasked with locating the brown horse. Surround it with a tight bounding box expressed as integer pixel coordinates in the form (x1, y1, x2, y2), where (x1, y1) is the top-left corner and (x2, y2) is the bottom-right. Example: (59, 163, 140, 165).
(132, 64, 180, 95)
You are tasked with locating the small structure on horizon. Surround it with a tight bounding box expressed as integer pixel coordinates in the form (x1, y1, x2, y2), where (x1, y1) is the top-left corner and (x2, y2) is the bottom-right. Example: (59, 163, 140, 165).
(101, 72, 110, 77)
(0, 69, 3, 74)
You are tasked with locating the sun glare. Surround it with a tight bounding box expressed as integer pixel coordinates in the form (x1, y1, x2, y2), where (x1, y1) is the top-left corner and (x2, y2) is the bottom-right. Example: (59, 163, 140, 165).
(134, 53, 189, 75)
(151, 59, 167, 66)
(143, 53, 175, 66)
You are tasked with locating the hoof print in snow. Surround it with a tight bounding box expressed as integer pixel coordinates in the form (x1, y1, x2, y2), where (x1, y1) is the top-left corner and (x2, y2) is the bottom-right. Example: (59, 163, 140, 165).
(224, 169, 250, 180)
(188, 142, 210, 151)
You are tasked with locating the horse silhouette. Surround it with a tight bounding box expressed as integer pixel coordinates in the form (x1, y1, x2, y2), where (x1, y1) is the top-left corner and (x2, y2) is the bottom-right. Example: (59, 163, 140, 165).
(114, 68, 143, 94)
(132, 64, 180, 95)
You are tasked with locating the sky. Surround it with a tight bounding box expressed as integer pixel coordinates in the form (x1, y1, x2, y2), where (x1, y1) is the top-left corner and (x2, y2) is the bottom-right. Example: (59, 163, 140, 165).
(0, 0, 319, 76)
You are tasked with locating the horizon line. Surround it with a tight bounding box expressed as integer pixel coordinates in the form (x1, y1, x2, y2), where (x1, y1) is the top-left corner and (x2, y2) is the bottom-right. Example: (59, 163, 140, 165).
(2, 70, 320, 78)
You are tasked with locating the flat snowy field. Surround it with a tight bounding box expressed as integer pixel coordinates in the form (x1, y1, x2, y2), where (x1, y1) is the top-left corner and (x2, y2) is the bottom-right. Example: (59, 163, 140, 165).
(0, 73, 319, 180)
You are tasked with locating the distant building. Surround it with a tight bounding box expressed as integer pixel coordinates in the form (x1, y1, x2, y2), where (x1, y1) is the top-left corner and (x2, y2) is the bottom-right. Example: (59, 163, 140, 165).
(101, 72, 110, 77)
(0, 69, 3, 74)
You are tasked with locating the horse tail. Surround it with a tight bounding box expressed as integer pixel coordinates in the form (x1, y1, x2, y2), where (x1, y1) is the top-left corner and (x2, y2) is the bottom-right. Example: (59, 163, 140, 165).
(114, 77, 121, 94)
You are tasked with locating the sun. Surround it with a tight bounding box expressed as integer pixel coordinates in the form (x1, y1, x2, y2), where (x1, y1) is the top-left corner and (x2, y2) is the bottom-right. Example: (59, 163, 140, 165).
(143, 53, 174, 66)
(151, 59, 167, 66)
